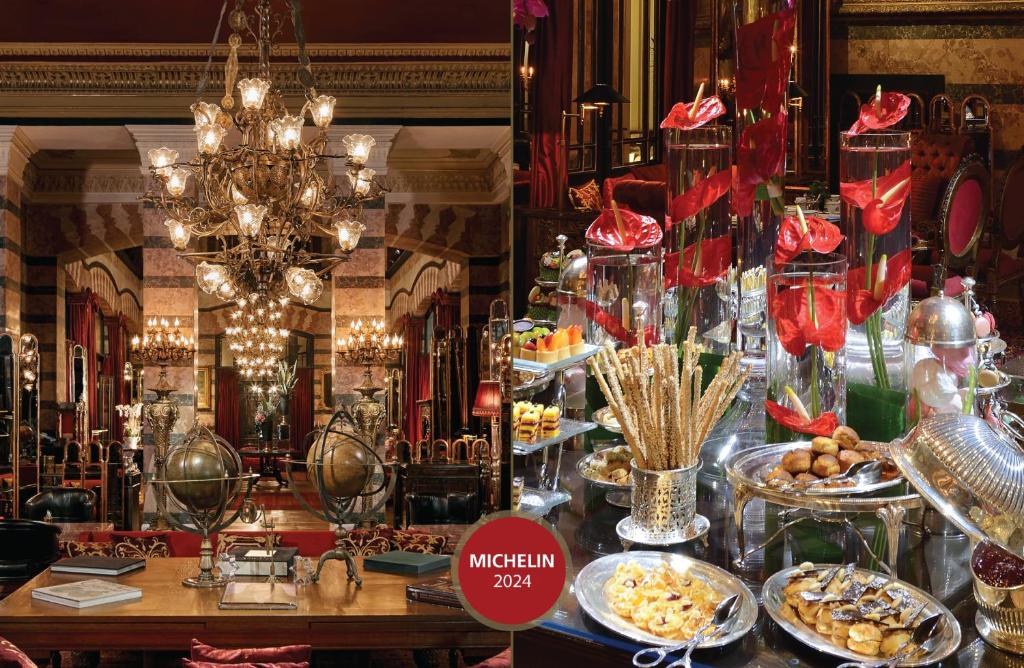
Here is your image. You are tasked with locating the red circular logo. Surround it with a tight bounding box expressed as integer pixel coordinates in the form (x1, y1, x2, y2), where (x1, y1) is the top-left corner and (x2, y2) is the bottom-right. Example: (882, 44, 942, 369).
(453, 513, 570, 630)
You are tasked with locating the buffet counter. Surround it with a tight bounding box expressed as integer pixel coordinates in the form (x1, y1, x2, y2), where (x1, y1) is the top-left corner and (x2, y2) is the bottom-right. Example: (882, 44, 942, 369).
(516, 448, 1007, 667)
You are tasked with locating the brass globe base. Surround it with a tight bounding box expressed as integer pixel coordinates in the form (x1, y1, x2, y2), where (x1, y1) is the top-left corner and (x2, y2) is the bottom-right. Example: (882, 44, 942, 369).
(311, 546, 362, 588)
(182, 574, 229, 588)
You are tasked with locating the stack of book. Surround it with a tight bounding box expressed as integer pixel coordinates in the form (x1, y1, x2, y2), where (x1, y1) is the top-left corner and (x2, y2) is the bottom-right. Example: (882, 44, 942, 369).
(227, 546, 298, 577)
(32, 579, 142, 608)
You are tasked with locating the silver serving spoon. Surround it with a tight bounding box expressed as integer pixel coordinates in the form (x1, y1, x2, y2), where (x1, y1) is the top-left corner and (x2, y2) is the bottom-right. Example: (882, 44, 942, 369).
(783, 459, 883, 492)
(835, 613, 944, 668)
(632, 593, 740, 668)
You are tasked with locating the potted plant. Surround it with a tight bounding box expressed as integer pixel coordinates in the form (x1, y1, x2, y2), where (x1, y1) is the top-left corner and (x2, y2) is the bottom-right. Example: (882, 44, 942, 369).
(115, 402, 144, 449)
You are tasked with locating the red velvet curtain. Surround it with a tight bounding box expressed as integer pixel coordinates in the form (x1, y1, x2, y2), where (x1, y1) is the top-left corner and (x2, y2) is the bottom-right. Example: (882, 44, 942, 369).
(401, 316, 427, 442)
(215, 368, 240, 448)
(103, 314, 128, 441)
(289, 367, 313, 455)
(67, 290, 99, 432)
(662, 0, 697, 117)
(431, 289, 460, 331)
(528, 0, 573, 208)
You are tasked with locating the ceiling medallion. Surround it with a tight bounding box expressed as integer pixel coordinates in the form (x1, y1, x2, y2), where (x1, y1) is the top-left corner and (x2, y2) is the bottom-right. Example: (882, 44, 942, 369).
(142, 0, 383, 306)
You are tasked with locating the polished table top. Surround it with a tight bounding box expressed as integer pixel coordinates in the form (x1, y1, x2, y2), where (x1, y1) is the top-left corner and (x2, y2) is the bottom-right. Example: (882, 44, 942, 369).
(0, 557, 508, 652)
(520, 448, 1010, 668)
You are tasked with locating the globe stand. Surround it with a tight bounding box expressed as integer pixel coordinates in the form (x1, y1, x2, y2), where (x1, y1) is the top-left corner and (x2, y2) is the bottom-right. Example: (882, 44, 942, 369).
(285, 411, 394, 588)
(154, 423, 256, 588)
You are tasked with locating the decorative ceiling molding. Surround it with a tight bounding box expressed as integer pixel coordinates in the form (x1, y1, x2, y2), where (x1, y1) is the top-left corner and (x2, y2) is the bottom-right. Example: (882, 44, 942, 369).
(0, 61, 508, 95)
(386, 170, 493, 194)
(0, 42, 510, 59)
(24, 169, 145, 203)
(837, 0, 1024, 13)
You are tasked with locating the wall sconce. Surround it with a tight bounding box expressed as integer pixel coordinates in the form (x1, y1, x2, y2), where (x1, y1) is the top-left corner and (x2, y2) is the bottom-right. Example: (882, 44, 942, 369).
(558, 83, 628, 210)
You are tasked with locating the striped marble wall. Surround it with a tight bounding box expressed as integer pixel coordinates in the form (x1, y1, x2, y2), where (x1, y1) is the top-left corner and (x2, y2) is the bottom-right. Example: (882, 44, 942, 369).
(833, 22, 1024, 180)
(0, 127, 32, 335)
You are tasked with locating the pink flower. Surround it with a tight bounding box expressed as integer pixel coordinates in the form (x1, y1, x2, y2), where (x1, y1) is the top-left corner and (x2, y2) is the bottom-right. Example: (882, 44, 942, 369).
(848, 91, 911, 136)
(514, 0, 549, 30)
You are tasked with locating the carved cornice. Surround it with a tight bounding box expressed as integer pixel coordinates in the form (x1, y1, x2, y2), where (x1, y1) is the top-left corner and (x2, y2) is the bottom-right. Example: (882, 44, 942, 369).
(837, 0, 1024, 13)
(386, 170, 493, 194)
(0, 42, 510, 59)
(0, 61, 509, 95)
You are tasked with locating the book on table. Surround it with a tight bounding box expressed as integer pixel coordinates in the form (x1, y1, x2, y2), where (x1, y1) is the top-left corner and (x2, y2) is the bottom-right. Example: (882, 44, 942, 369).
(227, 546, 298, 577)
(406, 576, 461, 609)
(219, 582, 298, 610)
(51, 556, 146, 576)
(363, 551, 450, 576)
(32, 579, 142, 608)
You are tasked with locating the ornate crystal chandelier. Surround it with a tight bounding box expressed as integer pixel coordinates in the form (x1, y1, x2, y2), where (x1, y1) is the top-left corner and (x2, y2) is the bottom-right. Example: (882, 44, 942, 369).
(142, 0, 382, 305)
(336, 319, 404, 368)
(226, 293, 290, 380)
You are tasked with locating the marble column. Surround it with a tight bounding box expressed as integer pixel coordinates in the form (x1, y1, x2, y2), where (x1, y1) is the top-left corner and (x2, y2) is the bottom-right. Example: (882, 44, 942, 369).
(127, 126, 198, 524)
(0, 127, 34, 334)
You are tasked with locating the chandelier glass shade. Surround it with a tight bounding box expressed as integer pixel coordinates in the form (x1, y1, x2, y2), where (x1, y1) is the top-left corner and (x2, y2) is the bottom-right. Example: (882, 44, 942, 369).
(142, 0, 385, 305)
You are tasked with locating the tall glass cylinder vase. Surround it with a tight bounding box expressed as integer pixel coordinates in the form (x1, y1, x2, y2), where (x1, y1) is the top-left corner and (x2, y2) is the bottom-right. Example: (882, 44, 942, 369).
(731, 0, 795, 377)
(766, 254, 847, 443)
(586, 242, 662, 348)
(839, 130, 912, 441)
(663, 125, 733, 357)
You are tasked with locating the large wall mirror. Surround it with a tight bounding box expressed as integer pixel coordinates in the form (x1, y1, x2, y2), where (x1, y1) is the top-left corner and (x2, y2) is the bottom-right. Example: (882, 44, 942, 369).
(0, 333, 17, 516)
(19, 334, 39, 512)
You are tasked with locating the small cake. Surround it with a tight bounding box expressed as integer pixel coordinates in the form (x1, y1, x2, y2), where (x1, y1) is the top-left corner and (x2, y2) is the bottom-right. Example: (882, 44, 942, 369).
(539, 251, 561, 282)
(517, 407, 541, 443)
(541, 406, 561, 439)
(549, 329, 570, 361)
(567, 324, 586, 356)
(535, 335, 557, 364)
(512, 402, 529, 433)
(520, 338, 537, 361)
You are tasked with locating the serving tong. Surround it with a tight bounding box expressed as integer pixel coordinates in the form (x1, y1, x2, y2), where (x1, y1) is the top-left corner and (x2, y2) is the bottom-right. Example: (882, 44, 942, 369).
(631, 594, 740, 668)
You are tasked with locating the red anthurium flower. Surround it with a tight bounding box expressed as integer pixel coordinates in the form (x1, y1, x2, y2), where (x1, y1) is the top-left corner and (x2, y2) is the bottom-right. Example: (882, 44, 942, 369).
(664, 235, 732, 289)
(848, 91, 911, 136)
(847, 247, 912, 325)
(576, 296, 658, 346)
(732, 168, 757, 218)
(585, 206, 663, 252)
(775, 214, 844, 265)
(514, 0, 549, 30)
(764, 401, 840, 437)
(661, 96, 727, 131)
(669, 169, 732, 224)
(737, 112, 788, 186)
(770, 280, 847, 357)
(840, 159, 912, 236)
(735, 8, 796, 113)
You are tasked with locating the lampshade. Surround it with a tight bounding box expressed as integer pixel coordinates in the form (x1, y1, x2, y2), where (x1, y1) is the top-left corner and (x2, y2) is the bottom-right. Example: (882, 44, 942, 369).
(574, 83, 629, 108)
(788, 80, 810, 100)
(472, 380, 503, 417)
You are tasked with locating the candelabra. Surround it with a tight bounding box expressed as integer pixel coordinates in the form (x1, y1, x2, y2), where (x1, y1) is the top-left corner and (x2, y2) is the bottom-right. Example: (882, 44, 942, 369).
(141, 0, 383, 306)
(131, 317, 196, 530)
(336, 320, 403, 446)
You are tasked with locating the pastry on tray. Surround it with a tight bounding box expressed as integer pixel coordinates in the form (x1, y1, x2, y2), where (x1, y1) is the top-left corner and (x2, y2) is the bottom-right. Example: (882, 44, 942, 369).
(516, 325, 586, 364)
(514, 401, 561, 443)
(779, 563, 930, 659)
(604, 561, 722, 641)
(581, 445, 632, 484)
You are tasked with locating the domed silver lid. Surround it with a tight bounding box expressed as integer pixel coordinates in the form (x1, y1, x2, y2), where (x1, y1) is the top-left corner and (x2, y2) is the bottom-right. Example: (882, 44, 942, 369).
(906, 294, 976, 348)
(558, 255, 588, 298)
(893, 413, 1024, 559)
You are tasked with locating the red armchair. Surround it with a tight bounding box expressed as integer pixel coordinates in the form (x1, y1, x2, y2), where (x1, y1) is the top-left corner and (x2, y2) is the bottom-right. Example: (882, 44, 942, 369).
(601, 164, 667, 221)
(910, 133, 975, 240)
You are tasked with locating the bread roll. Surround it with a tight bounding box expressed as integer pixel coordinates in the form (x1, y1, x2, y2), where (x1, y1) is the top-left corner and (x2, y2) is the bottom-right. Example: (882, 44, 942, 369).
(812, 454, 840, 478)
(837, 449, 866, 473)
(832, 425, 860, 450)
(782, 448, 813, 474)
(811, 436, 839, 456)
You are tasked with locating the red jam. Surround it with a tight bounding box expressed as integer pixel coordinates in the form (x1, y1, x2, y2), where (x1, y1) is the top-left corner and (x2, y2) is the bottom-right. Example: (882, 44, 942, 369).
(972, 541, 1024, 588)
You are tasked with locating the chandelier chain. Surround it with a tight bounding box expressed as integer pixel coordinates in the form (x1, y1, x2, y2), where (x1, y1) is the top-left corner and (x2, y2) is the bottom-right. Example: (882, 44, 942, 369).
(197, 0, 230, 100)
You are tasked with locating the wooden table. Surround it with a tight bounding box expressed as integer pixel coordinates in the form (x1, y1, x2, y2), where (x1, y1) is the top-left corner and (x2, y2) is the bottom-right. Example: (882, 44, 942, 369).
(0, 558, 507, 653)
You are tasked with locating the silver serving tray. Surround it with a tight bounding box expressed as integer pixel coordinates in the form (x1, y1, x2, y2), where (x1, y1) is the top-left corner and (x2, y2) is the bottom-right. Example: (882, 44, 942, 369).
(763, 564, 961, 666)
(574, 551, 758, 649)
(577, 450, 632, 490)
(728, 441, 904, 496)
(592, 406, 622, 433)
